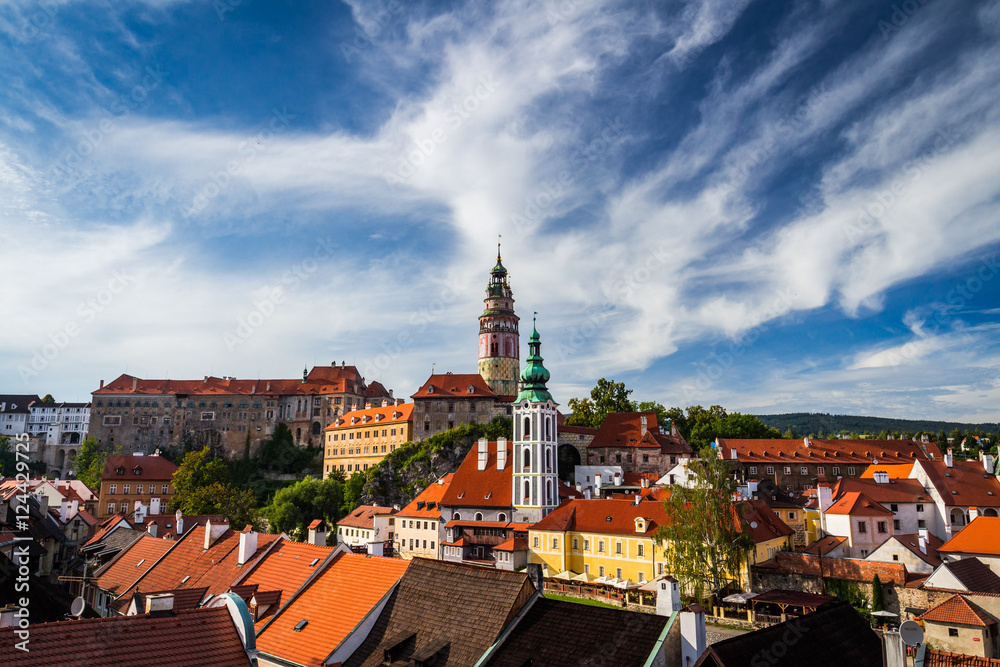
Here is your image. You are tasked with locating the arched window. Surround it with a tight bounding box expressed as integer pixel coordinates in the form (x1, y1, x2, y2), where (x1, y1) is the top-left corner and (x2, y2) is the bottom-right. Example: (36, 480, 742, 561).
(453, 512, 461, 520)
(546, 480, 552, 505)
(523, 448, 531, 469)
(524, 480, 531, 503)
(545, 417, 551, 440)
(524, 417, 530, 437)
(545, 448, 552, 472)
(474, 512, 483, 522)
(497, 512, 507, 522)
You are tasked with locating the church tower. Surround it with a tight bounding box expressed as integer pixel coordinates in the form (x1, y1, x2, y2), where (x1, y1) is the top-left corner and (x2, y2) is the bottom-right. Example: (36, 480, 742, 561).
(478, 244, 520, 398)
(511, 318, 560, 524)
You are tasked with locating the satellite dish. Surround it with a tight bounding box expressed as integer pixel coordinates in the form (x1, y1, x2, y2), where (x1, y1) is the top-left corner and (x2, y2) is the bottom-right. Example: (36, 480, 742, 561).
(750, 522, 758, 529)
(70, 597, 85, 617)
(872, 459, 879, 465)
(899, 620, 924, 647)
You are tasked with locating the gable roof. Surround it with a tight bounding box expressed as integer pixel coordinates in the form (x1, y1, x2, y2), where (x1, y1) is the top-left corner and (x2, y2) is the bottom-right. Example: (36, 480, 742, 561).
(109, 586, 209, 615)
(718, 438, 940, 465)
(831, 477, 929, 504)
(255, 551, 409, 667)
(411, 373, 498, 399)
(940, 516, 1000, 556)
(439, 440, 513, 509)
(922, 594, 996, 626)
(588, 412, 692, 455)
(803, 535, 848, 556)
(882, 533, 944, 567)
(396, 474, 454, 519)
(336, 505, 397, 529)
(917, 460, 1000, 507)
(343, 558, 536, 667)
(101, 454, 178, 481)
(92, 534, 173, 596)
(825, 491, 894, 516)
(94, 366, 366, 397)
(481, 597, 669, 667)
(326, 403, 414, 431)
(695, 600, 882, 667)
(944, 558, 1000, 594)
(0, 607, 250, 666)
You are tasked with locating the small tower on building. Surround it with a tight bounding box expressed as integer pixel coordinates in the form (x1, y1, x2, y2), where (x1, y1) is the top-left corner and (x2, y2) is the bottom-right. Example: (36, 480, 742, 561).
(478, 244, 520, 398)
(511, 317, 559, 524)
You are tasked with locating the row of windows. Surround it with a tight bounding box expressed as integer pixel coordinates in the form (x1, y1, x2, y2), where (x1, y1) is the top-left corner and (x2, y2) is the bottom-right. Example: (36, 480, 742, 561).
(416, 402, 485, 413)
(401, 520, 436, 530)
(402, 538, 435, 550)
(749, 465, 856, 476)
(533, 535, 646, 557)
(330, 428, 399, 441)
(328, 444, 399, 457)
(326, 463, 370, 472)
(107, 484, 170, 495)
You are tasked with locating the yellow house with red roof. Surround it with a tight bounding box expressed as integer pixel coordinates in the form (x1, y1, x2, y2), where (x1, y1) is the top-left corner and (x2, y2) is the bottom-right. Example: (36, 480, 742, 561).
(323, 403, 414, 477)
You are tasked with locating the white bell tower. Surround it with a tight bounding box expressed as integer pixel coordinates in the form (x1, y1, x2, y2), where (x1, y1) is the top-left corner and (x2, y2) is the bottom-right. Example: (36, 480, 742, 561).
(512, 317, 560, 524)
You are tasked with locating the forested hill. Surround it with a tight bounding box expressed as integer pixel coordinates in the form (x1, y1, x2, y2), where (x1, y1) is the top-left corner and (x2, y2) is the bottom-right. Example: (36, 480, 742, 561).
(756, 413, 998, 436)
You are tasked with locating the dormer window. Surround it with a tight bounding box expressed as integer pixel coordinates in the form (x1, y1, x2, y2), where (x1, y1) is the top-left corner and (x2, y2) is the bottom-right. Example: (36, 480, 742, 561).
(468, 385, 475, 394)
(427, 385, 434, 393)
(115, 467, 125, 476)
(133, 467, 142, 475)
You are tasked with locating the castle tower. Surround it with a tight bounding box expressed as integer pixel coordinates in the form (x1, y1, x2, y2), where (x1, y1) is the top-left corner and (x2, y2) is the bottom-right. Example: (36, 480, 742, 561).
(512, 318, 559, 524)
(478, 244, 520, 398)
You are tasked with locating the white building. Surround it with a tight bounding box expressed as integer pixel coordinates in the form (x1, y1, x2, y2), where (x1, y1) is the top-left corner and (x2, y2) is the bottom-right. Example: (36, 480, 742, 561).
(0, 394, 39, 437)
(335, 505, 397, 549)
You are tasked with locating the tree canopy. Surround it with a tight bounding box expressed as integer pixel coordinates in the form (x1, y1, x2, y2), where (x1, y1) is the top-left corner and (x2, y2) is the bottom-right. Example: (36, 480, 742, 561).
(74, 436, 113, 490)
(262, 475, 345, 540)
(565, 379, 634, 428)
(169, 446, 258, 528)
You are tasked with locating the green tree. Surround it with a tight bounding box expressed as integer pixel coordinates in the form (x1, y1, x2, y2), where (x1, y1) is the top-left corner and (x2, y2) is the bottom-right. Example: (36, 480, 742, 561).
(657, 447, 755, 603)
(74, 436, 112, 490)
(782, 428, 798, 439)
(169, 446, 257, 527)
(41, 394, 55, 404)
(871, 573, 885, 612)
(682, 408, 781, 450)
(565, 378, 633, 428)
(341, 471, 368, 515)
(564, 397, 598, 428)
(0, 436, 13, 477)
(635, 401, 671, 428)
(263, 476, 345, 539)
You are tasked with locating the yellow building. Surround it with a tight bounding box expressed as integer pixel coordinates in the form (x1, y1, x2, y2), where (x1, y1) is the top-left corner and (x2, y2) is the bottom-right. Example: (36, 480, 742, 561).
(528, 497, 794, 586)
(323, 403, 414, 477)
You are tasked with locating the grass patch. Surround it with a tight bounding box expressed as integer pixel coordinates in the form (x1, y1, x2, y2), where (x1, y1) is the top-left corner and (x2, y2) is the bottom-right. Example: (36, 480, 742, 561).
(545, 594, 622, 610)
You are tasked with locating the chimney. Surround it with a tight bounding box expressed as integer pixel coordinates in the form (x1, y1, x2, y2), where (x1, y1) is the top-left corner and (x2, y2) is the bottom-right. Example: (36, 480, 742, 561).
(656, 576, 682, 616)
(132, 377, 138, 392)
(680, 604, 707, 667)
(144, 593, 174, 615)
(730, 448, 738, 460)
(633, 495, 641, 506)
(204, 520, 228, 549)
(147, 522, 158, 538)
(60, 500, 69, 523)
(817, 484, 833, 513)
(497, 437, 508, 470)
(641, 477, 650, 489)
(584, 488, 592, 499)
(99, 379, 104, 389)
(150, 497, 161, 515)
(918, 528, 928, 555)
(640, 415, 648, 436)
(575, 482, 583, 493)
(985, 454, 995, 474)
(803, 437, 811, 448)
(526, 563, 544, 592)
(238, 530, 258, 566)
(175, 509, 183, 536)
(613, 472, 621, 486)
(37, 493, 49, 516)
(308, 521, 327, 546)
(477, 437, 488, 471)
(945, 449, 954, 468)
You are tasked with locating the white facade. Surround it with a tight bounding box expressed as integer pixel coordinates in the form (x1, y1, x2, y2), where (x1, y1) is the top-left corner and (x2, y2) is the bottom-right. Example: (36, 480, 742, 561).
(574, 465, 622, 496)
(824, 512, 894, 558)
(511, 400, 560, 524)
(866, 533, 936, 574)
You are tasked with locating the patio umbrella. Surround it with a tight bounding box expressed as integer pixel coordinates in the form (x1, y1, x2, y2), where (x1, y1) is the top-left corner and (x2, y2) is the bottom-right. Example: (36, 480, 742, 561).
(572, 572, 596, 583)
(871, 611, 898, 617)
(552, 570, 578, 581)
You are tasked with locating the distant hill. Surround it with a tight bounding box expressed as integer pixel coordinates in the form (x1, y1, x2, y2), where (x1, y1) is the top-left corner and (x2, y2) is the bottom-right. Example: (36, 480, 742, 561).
(755, 413, 999, 437)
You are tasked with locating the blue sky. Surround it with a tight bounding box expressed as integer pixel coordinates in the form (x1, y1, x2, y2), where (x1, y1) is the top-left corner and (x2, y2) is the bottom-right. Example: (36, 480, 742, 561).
(2, 0, 999, 422)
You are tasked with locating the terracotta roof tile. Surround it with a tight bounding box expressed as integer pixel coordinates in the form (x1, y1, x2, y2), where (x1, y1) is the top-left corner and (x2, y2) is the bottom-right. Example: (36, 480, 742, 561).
(336, 505, 397, 529)
(396, 474, 454, 518)
(411, 373, 497, 399)
(94, 367, 366, 397)
(803, 535, 848, 556)
(942, 558, 1000, 594)
(923, 650, 1000, 666)
(326, 403, 414, 431)
(256, 552, 409, 667)
(101, 454, 178, 481)
(93, 534, 173, 595)
(831, 477, 928, 504)
(719, 438, 940, 464)
(920, 460, 1000, 508)
(921, 594, 996, 626)
(825, 491, 894, 516)
(588, 412, 692, 456)
(440, 441, 513, 508)
(494, 537, 529, 551)
(109, 586, 209, 614)
(0, 607, 250, 666)
(232, 539, 335, 628)
(941, 517, 1000, 556)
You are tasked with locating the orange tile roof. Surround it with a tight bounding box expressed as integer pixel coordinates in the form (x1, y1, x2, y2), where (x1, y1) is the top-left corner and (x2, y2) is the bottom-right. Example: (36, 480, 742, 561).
(94, 366, 365, 397)
(121, 526, 280, 599)
(439, 440, 512, 508)
(923, 650, 1000, 666)
(231, 539, 335, 628)
(411, 373, 497, 399)
(92, 534, 173, 595)
(494, 537, 529, 551)
(718, 438, 940, 464)
(326, 403, 414, 431)
(337, 505, 397, 529)
(255, 552, 409, 667)
(830, 477, 928, 504)
(588, 412, 691, 455)
(919, 460, 1000, 508)
(396, 474, 454, 518)
(101, 454, 178, 481)
(0, 607, 251, 666)
(825, 491, 894, 516)
(940, 516, 1000, 556)
(83, 512, 132, 546)
(921, 594, 996, 626)
(860, 463, 915, 479)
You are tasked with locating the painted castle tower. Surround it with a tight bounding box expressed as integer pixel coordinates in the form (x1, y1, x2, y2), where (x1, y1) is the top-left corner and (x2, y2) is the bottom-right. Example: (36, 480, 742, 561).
(511, 319, 560, 524)
(477, 245, 520, 398)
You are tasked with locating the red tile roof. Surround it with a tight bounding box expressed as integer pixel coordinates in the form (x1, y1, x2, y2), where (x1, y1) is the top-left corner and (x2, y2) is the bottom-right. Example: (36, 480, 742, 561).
(326, 403, 414, 431)
(588, 412, 691, 455)
(0, 607, 251, 666)
(941, 517, 1000, 556)
(255, 552, 409, 667)
(803, 535, 848, 556)
(440, 440, 513, 508)
(95, 367, 367, 397)
(364, 380, 392, 399)
(108, 586, 209, 614)
(139, 513, 226, 539)
(889, 533, 944, 567)
(825, 491, 894, 516)
(411, 373, 498, 399)
(494, 537, 530, 551)
(860, 463, 915, 479)
(923, 650, 1000, 666)
(921, 594, 996, 626)
(919, 460, 1000, 508)
(718, 438, 941, 464)
(93, 534, 173, 595)
(101, 454, 178, 482)
(396, 474, 454, 519)
(337, 505, 397, 529)
(830, 477, 928, 504)
(121, 526, 280, 599)
(83, 512, 133, 546)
